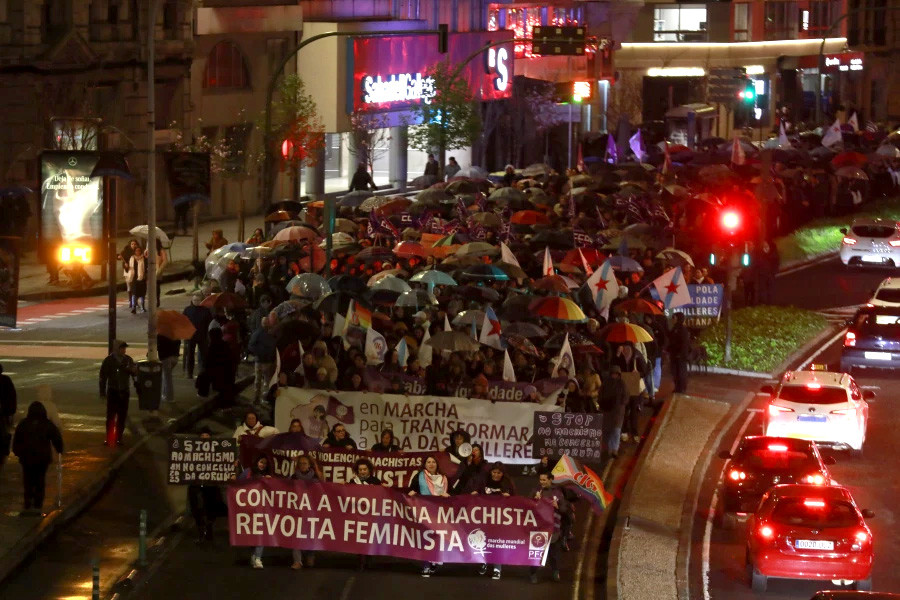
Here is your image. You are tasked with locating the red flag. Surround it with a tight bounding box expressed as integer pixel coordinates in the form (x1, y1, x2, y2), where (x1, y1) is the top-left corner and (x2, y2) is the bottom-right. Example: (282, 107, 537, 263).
(327, 396, 355, 424)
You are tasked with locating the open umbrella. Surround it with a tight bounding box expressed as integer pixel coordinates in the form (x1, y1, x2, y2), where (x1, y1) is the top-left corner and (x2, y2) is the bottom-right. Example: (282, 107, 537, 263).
(334, 218, 358, 234)
(504, 334, 540, 357)
(200, 292, 247, 310)
(453, 285, 501, 303)
(286, 273, 331, 300)
(456, 242, 499, 258)
(656, 247, 694, 267)
(274, 225, 319, 243)
(529, 296, 587, 323)
(607, 255, 644, 272)
(355, 246, 395, 263)
(416, 188, 451, 203)
(489, 187, 526, 204)
(424, 331, 480, 352)
(393, 241, 429, 258)
(410, 270, 457, 287)
(375, 197, 412, 216)
(367, 269, 407, 285)
(446, 179, 480, 195)
(313, 291, 366, 314)
(504, 321, 547, 338)
(452, 309, 486, 327)
(835, 166, 869, 180)
(264, 210, 298, 223)
(616, 298, 663, 315)
(495, 261, 528, 280)
(359, 196, 392, 212)
(461, 264, 509, 281)
(156, 310, 196, 340)
(511, 210, 550, 225)
(876, 144, 900, 158)
(521, 163, 550, 177)
(831, 151, 868, 168)
(338, 190, 374, 208)
(327, 275, 368, 295)
(456, 165, 489, 179)
(599, 322, 653, 343)
(533, 275, 571, 294)
(130, 225, 172, 248)
(370, 275, 411, 293)
(395, 289, 438, 310)
(470, 212, 502, 227)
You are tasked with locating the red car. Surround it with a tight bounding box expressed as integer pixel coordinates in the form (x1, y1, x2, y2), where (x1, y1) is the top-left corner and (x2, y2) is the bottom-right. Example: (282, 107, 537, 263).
(747, 484, 874, 592)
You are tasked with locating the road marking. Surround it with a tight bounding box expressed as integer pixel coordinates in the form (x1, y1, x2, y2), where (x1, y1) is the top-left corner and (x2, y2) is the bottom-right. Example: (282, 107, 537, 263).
(747, 408, 763, 413)
(0, 358, 26, 362)
(338, 575, 356, 600)
(58, 413, 107, 421)
(45, 360, 73, 364)
(572, 510, 594, 600)
(795, 328, 848, 371)
(702, 409, 757, 600)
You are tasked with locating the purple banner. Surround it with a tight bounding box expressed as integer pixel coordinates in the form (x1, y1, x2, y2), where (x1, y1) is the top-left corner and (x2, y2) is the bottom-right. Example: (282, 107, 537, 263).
(228, 478, 554, 566)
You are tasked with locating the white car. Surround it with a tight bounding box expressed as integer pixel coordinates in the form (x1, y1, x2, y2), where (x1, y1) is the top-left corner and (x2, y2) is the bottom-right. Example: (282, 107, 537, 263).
(868, 277, 900, 307)
(761, 369, 871, 456)
(840, 218, 900, 267)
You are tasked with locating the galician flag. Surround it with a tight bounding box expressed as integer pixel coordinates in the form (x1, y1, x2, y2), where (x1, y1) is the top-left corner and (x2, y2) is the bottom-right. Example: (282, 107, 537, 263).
(479, 306, 505, 350)
(542, 247, 554, 276)
(418, 328, 433, 368)
(822, 119, 843, 148)
(395, 337, 409, 368)
(502, 349, 516, 383)
(552, 454, 613, 513)
(551, 333, 574, 378)
(652, 266, 692, 309)
(848, 112, 859, 133)
(268, 349, 281, 390)
(500, 241, 521, 268)
(365, 327, 388, 365)
(585, 260, 619, 310)
(578, 247, 593, 276)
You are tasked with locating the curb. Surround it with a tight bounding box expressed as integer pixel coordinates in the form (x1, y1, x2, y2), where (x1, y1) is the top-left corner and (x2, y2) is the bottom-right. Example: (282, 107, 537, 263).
(675, 391, 757, 600)
(0, 393, 220, 585)
(18, 267, 194, 302)
(776, 250, 838, 278)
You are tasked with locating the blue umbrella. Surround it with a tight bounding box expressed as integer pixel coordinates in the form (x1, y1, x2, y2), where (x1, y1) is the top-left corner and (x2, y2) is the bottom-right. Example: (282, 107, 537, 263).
(607, 255, 643, 272)
(461, 264, 510, 281)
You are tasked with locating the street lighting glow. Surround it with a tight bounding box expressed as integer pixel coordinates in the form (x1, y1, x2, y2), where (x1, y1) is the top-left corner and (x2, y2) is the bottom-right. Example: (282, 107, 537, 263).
(646, 67, 705, 77)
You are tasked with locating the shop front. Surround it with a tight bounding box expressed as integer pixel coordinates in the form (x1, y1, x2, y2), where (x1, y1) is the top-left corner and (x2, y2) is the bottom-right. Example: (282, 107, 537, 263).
(296, 22, 514, 195)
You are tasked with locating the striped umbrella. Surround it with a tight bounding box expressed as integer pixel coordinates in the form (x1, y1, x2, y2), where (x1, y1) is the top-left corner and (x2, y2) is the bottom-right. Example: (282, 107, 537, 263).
(599, 322, 653, 343)
(616, 298, 663, 315)
(528, 296, 587, 323)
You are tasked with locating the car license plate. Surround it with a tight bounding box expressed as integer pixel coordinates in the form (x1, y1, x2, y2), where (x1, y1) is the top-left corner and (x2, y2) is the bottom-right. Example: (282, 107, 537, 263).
(795, 539, 834, 550)
(864, 351, 892, 360)
(798, 414, 827, 422)
(861, 255, 884, 263)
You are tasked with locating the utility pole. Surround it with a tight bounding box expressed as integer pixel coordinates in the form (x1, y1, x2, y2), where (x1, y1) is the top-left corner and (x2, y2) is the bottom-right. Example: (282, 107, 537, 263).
(146, 0, 158, 362)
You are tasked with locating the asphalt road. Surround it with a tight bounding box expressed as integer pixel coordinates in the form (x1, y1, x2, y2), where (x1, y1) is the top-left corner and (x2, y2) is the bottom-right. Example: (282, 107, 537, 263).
(691, 259, 900, 598)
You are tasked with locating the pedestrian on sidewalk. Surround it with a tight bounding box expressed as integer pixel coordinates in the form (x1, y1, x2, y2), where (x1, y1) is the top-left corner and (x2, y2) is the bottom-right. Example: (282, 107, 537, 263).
(158, 333, 181, 403)
(612, 343, 648, 444)
(182, 293, 212, 379)
(126, 247, 147, 313)
(12, 401, 63, 515)
(349, 163, 376, 192)
(99, 340, 137, 446)
(668, 312, 691, 394)
(247, 320, 276, 406)
(120, 239, 141, 310)
(0, 363, 16, 471)
(205, 229, 228, 256)
(174, 201, 190, 236)
(529, 472, 566, 584)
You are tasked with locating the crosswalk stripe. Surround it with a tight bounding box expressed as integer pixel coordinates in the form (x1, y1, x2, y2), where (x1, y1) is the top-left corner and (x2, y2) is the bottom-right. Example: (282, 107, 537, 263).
(58, 413, 107, 421)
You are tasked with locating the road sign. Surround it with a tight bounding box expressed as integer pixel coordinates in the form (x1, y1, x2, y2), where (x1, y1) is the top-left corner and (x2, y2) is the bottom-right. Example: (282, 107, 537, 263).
(532, 25, 585, 56)
(707, 67, 747, 103)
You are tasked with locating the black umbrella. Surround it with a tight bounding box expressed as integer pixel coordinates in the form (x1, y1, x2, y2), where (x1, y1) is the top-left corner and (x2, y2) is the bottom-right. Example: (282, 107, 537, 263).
(529, 229, 574, 250)
(313, 291, 367, 314)
(338, 190, 374, 208)
(327, 274, 368, 295)
(453, 285, 501, 303)
(272, 319, 321, 345)
(500, 294, 536, 321)
(504, 321, 547, 338)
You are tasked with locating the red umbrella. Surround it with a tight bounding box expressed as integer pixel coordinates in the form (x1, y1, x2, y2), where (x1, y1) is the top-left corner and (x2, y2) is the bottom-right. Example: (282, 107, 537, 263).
(393, 241, 428, 258)
(200, 292, 247, 310)
(511, 210, 550, 225)
(832, 151, 868, 168)
(298, 247, 326, 273)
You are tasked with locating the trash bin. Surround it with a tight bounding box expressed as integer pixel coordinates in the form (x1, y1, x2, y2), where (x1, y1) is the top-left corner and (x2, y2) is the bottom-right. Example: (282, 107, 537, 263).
(136, 360, 162, 411)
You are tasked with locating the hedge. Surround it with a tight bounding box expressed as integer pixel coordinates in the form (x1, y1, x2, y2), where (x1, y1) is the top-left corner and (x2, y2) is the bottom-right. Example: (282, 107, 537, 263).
(697, 306, 828, 373)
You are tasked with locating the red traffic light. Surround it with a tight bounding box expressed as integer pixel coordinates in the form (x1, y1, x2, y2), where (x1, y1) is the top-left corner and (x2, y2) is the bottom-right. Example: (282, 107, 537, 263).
(721, 209, 741, 232)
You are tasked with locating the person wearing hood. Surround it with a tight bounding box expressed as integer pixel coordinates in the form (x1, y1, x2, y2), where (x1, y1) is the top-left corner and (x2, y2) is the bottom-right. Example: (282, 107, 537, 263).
(599, 366, 628, 458)
(187, 426, 225, 544)
(200, 328, 236, 405)
(470, 462, 516, 579)
(311, 341, 338, 385)
(560, 379, 593, 413)
(99, 340, 137, 446)
(454, 443, 490, 494)
(247, 321, 277, 406)
(233, 410, 278, 449)
(12, 401, 63, 515)
(371, 429, 400, 452)
(182, 293, 212, 379)
(239, 455, 271, 568)
(322, 423, 357, 449)
(444, 428, 471, 462)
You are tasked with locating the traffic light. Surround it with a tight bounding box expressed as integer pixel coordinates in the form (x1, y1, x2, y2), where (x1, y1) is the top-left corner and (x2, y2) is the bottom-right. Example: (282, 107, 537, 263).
(438, 23, 449, 54)
(720, 208, 742, 234)
(572, 80, 592, 103)
(737, 79, 755, 103)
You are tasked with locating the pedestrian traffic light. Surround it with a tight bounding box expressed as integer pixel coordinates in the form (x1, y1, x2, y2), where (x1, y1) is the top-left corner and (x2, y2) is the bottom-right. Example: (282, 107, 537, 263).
(709, 252, 717, 266)
(742, 251, 751, 266)
(738, 79, 755, 103)
(721, 209, 741, 232)
(438, 23, 449, 54)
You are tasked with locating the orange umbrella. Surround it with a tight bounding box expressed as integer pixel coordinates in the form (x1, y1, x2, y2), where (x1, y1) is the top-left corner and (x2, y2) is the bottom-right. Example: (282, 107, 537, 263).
(265, 210, 298, 223)
(831, 151, 868, 168)
(599, 322, 653, 343)
(616, 298, 663, 315)
(375, 197, 412, 216)
(511, 210, 550, 225)
(393, 241, 428, 258)
(298, 247, 327, 273)
(156, 310, 196, 340)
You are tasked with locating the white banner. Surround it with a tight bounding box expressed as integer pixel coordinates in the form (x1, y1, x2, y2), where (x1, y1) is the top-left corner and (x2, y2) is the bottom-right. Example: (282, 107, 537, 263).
(274, 388, 561, 464)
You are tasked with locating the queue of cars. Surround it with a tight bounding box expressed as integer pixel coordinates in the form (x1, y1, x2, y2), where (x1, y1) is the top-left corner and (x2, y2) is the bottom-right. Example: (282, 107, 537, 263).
(717, 366, 877, 594)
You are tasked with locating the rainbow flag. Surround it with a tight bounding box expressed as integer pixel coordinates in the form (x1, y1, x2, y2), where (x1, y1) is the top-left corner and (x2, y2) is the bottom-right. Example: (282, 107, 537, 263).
(551, 454, 613, 513)
(351, 302, 372, 329)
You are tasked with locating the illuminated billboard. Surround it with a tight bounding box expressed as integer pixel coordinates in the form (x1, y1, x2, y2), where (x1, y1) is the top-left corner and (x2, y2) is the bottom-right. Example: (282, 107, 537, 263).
(39, 151, 104, 264)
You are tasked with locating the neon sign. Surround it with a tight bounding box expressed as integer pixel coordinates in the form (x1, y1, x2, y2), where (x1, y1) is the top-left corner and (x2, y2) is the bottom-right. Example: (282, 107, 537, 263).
(485, 47, 510, 92)
(361, 73, 435, 105)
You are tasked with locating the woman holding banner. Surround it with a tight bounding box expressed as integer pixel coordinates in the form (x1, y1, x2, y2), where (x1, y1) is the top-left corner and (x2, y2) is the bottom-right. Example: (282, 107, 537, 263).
(289, 454, 321, 569)
(470, 462, 516, 580)
(238, 455, 272, 569)
(408, 455, 450, 578)
(349, 458, 384, 571)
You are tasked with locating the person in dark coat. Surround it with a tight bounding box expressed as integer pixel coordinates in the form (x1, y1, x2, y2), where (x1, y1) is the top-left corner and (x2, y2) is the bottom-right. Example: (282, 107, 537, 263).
(349, 164, 376, 192)
(668, 312, 691, 394)
(187, 427, 225, 543)
(599, 366, 628, 458)
(0, 363, 16, 470)
(529, 472, 568, 583)
(182, 292, 212, 379)
(157, 334, 181, 404)
(371, 429, 401, 452)
(99, 340, 137, 446)
(322, 423, 357, 449)
(454, 443, 491, 494)
(470, 462, 516, 580)
(12, 401, 63, 514)
(754, 240, 780, 305)
(200, 328, 236, 406)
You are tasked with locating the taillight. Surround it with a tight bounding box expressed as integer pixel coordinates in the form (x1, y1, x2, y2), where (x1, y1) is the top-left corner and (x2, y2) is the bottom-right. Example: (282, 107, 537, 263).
(851, 530, 870, 551)
(805, 473, 826, 485)
(844, 331, 856, 347)
(843, 237, 857, 245)
(768, 404, 794, 416)
(889, 240, 900, 247)
(830, 408, 854, 415)
(728, 469, 746, 481)
(758, 524, 775, 539)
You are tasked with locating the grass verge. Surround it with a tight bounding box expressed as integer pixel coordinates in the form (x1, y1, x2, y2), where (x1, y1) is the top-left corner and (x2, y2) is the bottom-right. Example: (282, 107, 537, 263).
(776, 199, 900, 264)
(697, 306, 828, 373)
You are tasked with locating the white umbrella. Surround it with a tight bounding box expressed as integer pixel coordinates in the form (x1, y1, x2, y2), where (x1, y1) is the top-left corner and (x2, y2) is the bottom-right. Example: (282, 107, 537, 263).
(876, 144, 900, 158)
(455, 165, 488, 179)
(129, 225, 171, 248)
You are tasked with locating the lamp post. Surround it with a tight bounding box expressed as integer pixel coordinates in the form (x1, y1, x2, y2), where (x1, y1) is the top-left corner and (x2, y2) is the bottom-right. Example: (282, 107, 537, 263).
(89, 152, 133, 355)
(146, 0, 159, 362)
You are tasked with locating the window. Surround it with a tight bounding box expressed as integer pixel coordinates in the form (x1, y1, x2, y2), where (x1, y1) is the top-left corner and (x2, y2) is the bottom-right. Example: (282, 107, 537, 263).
(763, 1, 798, 40)
(162, 0, 178, 39)
(203, 42, 250, 89)
(733, 3, 750, 40)
(653, 4, 708, 42)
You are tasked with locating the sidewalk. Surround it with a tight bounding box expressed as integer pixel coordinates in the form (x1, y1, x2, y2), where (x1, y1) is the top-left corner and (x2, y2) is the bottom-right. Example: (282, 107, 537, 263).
(17, 215, 266, 301)
(0, 366, 250, 584)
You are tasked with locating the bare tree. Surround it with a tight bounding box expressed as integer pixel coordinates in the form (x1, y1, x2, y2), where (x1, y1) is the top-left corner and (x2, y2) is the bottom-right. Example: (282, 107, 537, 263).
(348, 111, 392, 178)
